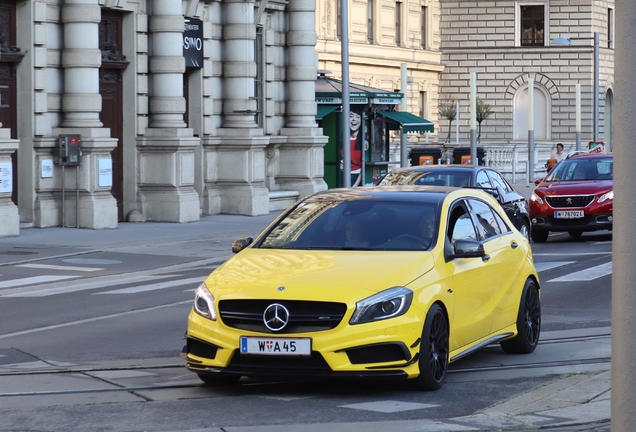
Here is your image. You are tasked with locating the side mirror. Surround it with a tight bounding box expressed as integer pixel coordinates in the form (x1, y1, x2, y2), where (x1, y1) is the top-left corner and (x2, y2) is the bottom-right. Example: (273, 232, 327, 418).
(449, 239, 485, 259)
(232, 236, 254, 253)
(534, 177, 543, 185)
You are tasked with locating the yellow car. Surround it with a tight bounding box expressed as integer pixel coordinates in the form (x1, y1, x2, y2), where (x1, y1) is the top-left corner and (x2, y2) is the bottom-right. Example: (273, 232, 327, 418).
(184, 186, 541, 390)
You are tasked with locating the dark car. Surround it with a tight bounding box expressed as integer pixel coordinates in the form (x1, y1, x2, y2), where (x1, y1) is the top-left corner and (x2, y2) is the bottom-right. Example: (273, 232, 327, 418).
(379, 165, 531, 239)
(530, 152, 613, 243)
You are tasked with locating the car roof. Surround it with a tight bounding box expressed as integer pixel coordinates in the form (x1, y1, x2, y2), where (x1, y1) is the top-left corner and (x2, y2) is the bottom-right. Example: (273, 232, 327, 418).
(390, 164, 481, 173)
(308, 185, 494, 205)
(565, 152, 613, 160)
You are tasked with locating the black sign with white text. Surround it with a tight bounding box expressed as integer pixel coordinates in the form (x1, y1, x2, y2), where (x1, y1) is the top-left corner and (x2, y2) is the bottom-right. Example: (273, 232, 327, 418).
(183, 18, 203, 68)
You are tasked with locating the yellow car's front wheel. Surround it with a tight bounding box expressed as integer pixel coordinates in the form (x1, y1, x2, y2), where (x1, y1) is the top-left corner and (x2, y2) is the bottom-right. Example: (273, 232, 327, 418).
(409, 304, 449, 391)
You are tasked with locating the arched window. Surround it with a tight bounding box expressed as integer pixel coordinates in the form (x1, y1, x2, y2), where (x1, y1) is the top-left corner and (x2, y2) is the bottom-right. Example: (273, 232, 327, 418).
(513, 84, 550, 140)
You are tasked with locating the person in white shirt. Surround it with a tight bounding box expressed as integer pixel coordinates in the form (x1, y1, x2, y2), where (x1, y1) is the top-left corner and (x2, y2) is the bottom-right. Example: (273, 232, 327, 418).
(552, 143, 566, 162)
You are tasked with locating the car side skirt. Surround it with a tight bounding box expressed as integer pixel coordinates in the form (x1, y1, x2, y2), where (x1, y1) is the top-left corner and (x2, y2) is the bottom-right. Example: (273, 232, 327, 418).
(449, 332, 515, 363)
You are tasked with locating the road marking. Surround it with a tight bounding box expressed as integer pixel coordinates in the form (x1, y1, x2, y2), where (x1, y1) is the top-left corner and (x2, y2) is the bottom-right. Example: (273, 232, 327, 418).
(340, 400, 440, 413)
(535, 261, 575, 272)
(1, 275, 180, 297)
(16, 263, 104, 272)
(547, 262, 613, 282)
(0, 275, 79, 289)
(0, 300, 191, 340)
(95, 277, 203, 295)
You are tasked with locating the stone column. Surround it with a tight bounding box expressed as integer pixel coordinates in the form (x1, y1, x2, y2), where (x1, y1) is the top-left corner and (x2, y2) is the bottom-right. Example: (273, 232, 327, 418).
(278, 0, 327, 198)
(136, 0, 200, 222)
(208, 0, 269, 216)
(222, 0, 258, 129)
(0, 129, 19, 237)
(53, 0, 118, 229)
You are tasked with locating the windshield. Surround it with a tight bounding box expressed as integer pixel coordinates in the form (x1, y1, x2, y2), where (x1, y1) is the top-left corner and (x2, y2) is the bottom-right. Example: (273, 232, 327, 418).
(380, 171, 471, 187)
(258, 199, 440, 251)
(545, 158, 613, 182)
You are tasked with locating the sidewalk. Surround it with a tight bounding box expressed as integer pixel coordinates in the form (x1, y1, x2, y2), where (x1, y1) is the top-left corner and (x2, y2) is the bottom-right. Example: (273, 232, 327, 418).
(0, 211, 612, 431)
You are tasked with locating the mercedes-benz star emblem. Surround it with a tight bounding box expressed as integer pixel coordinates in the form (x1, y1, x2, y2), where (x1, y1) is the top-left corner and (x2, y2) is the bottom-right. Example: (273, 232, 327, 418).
(263, 303, 290, 331)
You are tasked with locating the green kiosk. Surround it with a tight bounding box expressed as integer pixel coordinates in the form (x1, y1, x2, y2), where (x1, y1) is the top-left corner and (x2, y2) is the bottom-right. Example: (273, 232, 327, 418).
(316, 73, 434, 188)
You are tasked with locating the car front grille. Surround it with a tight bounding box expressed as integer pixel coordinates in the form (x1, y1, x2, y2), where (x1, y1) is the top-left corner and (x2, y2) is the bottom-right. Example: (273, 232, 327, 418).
(546, 195, 595, 208)
(218, 299, 347, 334)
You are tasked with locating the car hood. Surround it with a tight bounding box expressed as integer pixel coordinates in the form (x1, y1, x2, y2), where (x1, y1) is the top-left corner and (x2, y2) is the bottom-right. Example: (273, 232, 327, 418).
(206, 249, 436, 301)
(535, 179, 613, 196)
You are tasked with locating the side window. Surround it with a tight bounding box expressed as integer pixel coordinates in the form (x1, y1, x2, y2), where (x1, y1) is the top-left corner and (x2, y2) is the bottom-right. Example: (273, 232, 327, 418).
(467, 199, 503, 240)
(475, 170, 493, 189)
(487, 170, 513, 193)
(448, 204, 478, 243)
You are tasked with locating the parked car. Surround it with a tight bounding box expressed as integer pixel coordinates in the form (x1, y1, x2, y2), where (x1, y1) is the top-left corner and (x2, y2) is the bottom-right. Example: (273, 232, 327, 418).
(184, 186, 541, 391)
(530, 152, 613, 243)
(378, 165, 531, 239)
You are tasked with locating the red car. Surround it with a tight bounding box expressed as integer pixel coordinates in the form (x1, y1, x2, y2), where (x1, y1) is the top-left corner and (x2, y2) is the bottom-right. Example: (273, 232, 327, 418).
(530, 152, 613, 243)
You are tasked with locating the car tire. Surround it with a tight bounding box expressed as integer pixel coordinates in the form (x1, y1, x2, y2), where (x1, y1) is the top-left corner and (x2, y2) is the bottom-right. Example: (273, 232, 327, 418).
(568, 230, 583, 238)
(500, 279, 541, 354)
(197, 373, 241, 386)
(410, 303, 449, 391)
(531, 228, 549, 243)
(517, 220, 530, 240)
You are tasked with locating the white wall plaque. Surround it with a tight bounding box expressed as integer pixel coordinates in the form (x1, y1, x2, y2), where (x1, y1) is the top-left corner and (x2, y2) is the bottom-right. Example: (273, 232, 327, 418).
(41, 159, 54, 178)
(0, 162, 12, 193)
(98, 159, 113, 187)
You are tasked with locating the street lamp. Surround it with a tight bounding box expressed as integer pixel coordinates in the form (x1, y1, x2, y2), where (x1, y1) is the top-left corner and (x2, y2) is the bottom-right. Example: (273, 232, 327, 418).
(551, 32, 600, 150)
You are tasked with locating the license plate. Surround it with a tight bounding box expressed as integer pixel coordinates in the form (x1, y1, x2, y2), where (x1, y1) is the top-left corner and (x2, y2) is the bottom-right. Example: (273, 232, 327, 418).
(554, 210, 584, 219)
(240, 337, 311, 356)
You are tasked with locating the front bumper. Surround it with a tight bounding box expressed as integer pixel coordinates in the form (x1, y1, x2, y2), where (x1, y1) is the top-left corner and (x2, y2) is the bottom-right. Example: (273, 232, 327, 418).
(530, 212, 613, 233)
(185, 308, 424, 380)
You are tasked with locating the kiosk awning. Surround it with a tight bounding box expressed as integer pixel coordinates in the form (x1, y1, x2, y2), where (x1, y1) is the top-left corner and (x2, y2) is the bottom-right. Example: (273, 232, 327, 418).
(316, 104, 340, 120)
(376, 111, 435, 133)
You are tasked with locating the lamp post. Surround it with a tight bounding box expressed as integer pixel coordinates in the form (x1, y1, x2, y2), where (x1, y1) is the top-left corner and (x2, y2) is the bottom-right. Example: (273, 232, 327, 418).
(551, 32, 600, 149)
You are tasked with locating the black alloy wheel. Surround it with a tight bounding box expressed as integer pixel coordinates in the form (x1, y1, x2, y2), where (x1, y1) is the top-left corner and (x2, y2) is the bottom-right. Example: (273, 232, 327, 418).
(531, 228, 549, 243)
(517, 219, 530, 240)
(410, 303, 449, 391)
(500, 279, 541, 354)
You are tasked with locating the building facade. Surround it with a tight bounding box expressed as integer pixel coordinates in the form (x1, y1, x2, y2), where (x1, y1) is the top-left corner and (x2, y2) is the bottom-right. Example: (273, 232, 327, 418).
(0, 0, 326, 236)
(437, 0, 615, 173)
(316, 0, 615, 178)
(315, 0, 444, 147)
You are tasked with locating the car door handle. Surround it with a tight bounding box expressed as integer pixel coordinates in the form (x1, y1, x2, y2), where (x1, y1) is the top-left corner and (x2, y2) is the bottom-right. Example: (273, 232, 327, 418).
(510, 241, 519, 249)
(482, 254, 491, 262)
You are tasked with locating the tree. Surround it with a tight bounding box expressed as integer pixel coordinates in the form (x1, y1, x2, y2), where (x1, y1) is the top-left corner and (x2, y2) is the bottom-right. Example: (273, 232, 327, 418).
(476, 97, 494, 143)
(438, 101, 457, 144)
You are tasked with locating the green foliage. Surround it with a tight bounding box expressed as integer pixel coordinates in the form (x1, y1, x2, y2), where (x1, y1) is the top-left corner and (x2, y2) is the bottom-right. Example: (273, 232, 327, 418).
(475, 97, 494, 142)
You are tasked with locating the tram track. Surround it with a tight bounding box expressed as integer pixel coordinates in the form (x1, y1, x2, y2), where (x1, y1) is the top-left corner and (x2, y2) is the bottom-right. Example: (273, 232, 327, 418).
(0, 333, 611, 398)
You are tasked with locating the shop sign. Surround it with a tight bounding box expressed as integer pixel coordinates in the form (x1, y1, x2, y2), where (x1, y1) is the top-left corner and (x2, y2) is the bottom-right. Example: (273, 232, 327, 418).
(371, 98, 401, 105)
(183, 18, 203, 68)
(317, 97, 342, 104)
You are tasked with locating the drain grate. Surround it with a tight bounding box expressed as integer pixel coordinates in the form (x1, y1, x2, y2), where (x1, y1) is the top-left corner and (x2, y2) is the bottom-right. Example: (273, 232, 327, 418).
(0, 251, 39, 255)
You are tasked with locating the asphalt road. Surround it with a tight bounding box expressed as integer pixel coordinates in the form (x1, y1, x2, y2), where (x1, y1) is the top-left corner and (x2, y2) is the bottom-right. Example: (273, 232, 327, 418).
(0, 223, 612, 431)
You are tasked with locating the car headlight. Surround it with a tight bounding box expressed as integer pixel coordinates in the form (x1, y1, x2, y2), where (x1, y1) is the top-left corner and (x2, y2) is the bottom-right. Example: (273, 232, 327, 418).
(598, 190, 613, 203)
(193, 283, 217, 321)
(350, 287, 413, 325)
(530, 192, 544, 205)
